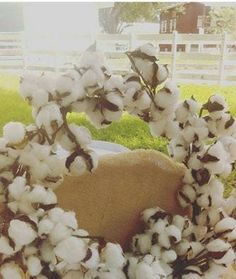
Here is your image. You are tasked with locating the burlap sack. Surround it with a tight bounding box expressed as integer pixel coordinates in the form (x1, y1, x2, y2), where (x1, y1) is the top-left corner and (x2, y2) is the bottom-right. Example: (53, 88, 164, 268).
(57, 149, 235, 277)
(57, 149, 186, 248)
(0, 150, 234, 277)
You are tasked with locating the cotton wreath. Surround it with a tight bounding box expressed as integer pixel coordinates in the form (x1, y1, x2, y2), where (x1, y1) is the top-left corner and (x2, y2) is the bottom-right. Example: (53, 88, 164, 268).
(0, 43, 235, 279)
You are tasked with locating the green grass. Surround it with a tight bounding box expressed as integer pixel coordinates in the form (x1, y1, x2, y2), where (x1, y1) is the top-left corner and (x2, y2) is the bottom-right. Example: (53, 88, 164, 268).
(0, 73, 235, 194)
(0, 73, 235, 151)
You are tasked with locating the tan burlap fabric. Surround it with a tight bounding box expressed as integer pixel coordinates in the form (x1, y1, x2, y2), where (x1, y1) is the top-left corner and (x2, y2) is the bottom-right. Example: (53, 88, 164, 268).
(0, 150, 234, 277)
(57, 149, 235, 277)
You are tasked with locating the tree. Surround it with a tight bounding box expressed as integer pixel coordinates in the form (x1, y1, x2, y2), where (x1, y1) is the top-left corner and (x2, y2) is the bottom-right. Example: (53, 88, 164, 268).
(99, 2, 184, 34)
(207, 6, 236, 34)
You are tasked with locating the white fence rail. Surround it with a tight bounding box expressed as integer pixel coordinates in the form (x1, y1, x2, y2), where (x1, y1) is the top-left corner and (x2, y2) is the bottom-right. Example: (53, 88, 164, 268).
(0, 31, 236, 85)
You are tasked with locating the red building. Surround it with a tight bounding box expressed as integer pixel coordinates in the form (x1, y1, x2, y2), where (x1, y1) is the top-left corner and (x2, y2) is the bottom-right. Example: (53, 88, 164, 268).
(159, 2, 211, 51)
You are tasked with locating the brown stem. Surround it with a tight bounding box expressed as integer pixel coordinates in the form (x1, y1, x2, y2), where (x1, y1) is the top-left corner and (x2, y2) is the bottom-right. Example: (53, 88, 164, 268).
(126, 52, 157, 107)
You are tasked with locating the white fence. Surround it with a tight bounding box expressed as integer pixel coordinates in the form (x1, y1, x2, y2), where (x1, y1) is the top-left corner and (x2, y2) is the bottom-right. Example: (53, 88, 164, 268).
(0, 31, 236, 85)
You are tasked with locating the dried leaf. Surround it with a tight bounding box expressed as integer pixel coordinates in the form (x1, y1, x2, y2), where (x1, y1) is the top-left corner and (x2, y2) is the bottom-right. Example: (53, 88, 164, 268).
(199, 154, 219, 163)
(225, 116, 235, 129)
(203, 101, 224, 112)
(191, 168, 211, 186)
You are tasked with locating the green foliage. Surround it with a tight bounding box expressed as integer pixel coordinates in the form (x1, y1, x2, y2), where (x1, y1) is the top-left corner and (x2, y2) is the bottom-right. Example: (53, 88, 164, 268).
(115, 2, 164, 23)
(208, 6, 236, 34)
(100, 2, 185, 33)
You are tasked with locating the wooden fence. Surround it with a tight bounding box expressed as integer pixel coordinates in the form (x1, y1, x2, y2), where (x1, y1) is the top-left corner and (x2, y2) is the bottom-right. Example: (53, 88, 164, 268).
(0, 31, 236, 85)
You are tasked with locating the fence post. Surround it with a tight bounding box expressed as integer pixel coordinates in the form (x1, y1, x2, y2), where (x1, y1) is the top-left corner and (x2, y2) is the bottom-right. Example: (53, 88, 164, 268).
(129, 33, 136, 51)
(171, 31, 177, 80)
(21, 31, 28, 71)
(218, 31, 227, 85)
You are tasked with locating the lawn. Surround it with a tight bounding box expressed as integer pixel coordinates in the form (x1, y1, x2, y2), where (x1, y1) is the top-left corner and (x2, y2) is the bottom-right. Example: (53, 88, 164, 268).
(0, 73, 236, 152)
(0, 73, 235, 194)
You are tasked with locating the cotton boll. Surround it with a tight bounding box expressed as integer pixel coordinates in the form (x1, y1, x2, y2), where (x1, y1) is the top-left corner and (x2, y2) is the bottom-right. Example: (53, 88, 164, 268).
(124, 88, 151, 115)
(172, 215, 186, 232)
(8, 219, 37, 247)
(165, 120, 180, 140)
(187, 153, 203, 170)
(182, 118, 208, 143)
(19, 78, 38, 101)
(102, 243, 126, 268)
(56, 75, 74, 95)
(35, 103, 63, 135)
(151, 260, 166, 277)
(151, 219, 169, 234)
(103, 108, 123, 122)
(8, 176, 26, 200)
(161, 250, 177, 263)
(175, 240, 191, 256)
(31, 88, 49, 108)
(205, 95, 227, 119)
(156, 64, 169, 84)
(214, 217, 236, 237)
(213, 247, 235, 265)
(219, 136, 236, 162)
(49, 222, 71, 245)
(54, 236, 87, 264)
(86, 104, 106, 128)
(26, 256, 42, 276)
(29, 185, 48, 203)
(124, 73, 142, 90)
(182, 219, 194, 237)
(104, 75, 124, 92)
(0, 263, 24, 279)
(31, 143, 51, 161)
(139, 43, 158, 57)
(71, 98, 90, 113)
(176, 99, 200, 123)
(37, 73, 56, 93)
(165, 225, 182, 244)
(141, 207, 165, 225)
(60, 81, 85, 107)
(82, 244, 100, 269)
(3, 122, 26, 145)
(204, 262, 227, 279)
(132, 233, 152, 254)
(197, 179, 224, 208)
(206, 239, 233, 262)
(72, 124, 92, 147)
(0, 236, 15, 256)
(30, 161, 50, 181)
(106, 91, 124, 110)
(159, 261, 173, 277)
(48, 207, 65, 223)
(178, 184, 196, 208)
(60, 211, 78, 230)
(135, 262, 155, 279)
(40, 240, 56, 263)
(68, 155, 88, 176)
(38, 218, 54, 236)
(196, 208, 224, 227)
(201, 141, 230, 175)
(150, 245, 162, 259)
(81, 68, 104, 89)
(192, 225, 208, 241)
(158, 233, 171, 249)
(154, 81, 179, 109)
(149, 119, 166, 137)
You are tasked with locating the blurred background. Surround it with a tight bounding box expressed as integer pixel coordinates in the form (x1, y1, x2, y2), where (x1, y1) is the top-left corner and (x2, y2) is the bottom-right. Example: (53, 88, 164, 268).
(0, 2, 235, 156)
(0, 2, 236, 84)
